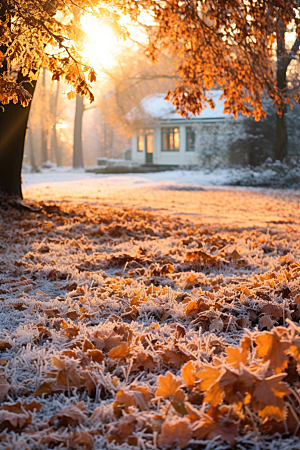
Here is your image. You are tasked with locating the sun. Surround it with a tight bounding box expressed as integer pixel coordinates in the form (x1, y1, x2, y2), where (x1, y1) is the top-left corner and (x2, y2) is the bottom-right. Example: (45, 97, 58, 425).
(81, 16, 119, 70)
(81, 12, 152, 72)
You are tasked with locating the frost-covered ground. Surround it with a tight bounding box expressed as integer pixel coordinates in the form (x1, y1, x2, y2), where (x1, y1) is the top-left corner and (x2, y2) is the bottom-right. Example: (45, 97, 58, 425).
(1, 172, 300, 449)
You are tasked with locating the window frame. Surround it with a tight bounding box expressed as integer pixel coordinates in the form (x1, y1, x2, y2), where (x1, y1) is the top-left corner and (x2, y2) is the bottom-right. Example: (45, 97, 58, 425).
(137, 129, 154, 152)
(186, 126, 196, 152)
(161, 127, 180, 152)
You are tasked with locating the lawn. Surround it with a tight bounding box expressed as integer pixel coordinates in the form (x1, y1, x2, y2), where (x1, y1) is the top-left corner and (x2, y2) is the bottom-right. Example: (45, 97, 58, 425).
(1, 173, 300, 449)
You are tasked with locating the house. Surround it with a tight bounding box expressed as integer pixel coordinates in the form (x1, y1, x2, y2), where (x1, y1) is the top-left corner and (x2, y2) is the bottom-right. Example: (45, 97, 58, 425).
(130, 90, 232, 166)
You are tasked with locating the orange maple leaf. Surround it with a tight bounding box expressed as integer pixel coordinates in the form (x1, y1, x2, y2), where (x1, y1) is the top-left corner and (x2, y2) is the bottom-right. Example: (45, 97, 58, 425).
(155, 371, 182, 398)
(247, 373, 291, 422)
(255, 330, 290, 373)
(107, 342, 131, 359)
(225, 346, 249, 368)
(182, 361, 197, 389)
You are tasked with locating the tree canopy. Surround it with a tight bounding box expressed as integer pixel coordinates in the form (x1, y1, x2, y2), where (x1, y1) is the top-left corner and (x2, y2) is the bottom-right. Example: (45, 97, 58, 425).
(1, 1, 300, 119)
(0, 0, 125, 106)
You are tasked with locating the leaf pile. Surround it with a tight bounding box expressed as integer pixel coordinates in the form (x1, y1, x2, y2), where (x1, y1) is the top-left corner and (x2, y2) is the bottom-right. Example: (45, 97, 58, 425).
(1, 201, 300, 449)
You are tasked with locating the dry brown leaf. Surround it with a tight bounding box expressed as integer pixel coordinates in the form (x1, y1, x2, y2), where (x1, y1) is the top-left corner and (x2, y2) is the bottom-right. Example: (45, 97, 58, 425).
(225, 346, 249, 368)
(159, 417, 192, 448)
(219, 368, 257, 408)
(107, 342, 131, 359)
(185, 402, 202, 422)
(0, 374, 10, 401)
(49, 403, 86, 427)
(155, 371, 182, 398)
(261, 303, 283, 319)
(255, 330, 290, 372)
(82, 339, 95, 351)
(116, 386, 151, 411)
(0, 341, 12, 352)
(182, 361, 197, 389)
(60, 319, 79, 339)
(107, 417, 136, 444)
(259, 314, 274, 330)
(161, 347, 190, 368)
(86, 349, 105, 364)
(193, 415, 238, 446)
(248, 373, 291, 422)
(185, 300, 210, 317)
(196, 365, 221, 390)
(34, 382, 54, 397)
(131, 351, 156, 372)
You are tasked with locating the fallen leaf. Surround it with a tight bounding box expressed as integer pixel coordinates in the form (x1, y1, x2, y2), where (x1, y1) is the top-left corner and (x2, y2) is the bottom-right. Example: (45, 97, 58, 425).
(49, 403, 86, 428)
(255, 330, 290, 372)
(155, 371, 182, 398)
(108, 342, 131, 359)
(182, 361, 197, 388)
(248, 373, 291, 422)
(159, 417, 192, 448)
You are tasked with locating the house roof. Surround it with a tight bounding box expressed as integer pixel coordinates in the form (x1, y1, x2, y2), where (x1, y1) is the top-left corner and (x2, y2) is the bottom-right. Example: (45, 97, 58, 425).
(135, 90, 230, 122)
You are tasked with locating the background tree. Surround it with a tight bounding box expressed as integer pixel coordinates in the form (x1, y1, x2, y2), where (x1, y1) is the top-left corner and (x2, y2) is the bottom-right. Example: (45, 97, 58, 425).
(0, 0, 124, 197)
(3, 0, 300, 200)
(128, 0, 300, 161)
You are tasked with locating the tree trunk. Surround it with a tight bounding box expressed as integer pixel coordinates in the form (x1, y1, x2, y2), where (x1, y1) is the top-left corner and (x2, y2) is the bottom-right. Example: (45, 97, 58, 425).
(41, 67, 48, 163)
(0, 4, 36, 197)
(275, 112, 288, 160)
(0, 81, 36, 197)
(51, 82, 62, 166)
(28, 126, 38, 172)
(275, 22, 288, 161)
(73, 94, 84, 168)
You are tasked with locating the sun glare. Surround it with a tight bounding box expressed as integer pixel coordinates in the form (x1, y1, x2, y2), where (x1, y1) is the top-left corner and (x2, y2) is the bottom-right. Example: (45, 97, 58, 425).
(81, 16, 119, 70)
(81, 12, 153, 72)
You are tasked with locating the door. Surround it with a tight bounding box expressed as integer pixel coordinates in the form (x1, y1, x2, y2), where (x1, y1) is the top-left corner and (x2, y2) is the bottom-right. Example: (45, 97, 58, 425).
(146, 134, 153, 163)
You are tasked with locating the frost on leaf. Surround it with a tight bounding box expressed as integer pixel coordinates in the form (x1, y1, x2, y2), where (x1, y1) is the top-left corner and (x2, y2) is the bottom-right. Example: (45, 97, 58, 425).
(159, 417, 192, 448)
(156, 371, 182, 398)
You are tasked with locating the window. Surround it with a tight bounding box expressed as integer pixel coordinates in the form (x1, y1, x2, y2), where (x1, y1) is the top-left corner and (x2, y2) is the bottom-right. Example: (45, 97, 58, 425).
(138, 135, 144, 152)
(162, 127, 180, 151)
(186, 127, 196, 152)
(137, 129, 153, 152)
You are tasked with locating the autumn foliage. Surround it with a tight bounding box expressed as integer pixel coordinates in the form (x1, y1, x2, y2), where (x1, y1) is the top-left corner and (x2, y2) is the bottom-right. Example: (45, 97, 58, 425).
(0, 0, 124, 106)
(1, 197, 300, 448)
(2, 0, 300, 122)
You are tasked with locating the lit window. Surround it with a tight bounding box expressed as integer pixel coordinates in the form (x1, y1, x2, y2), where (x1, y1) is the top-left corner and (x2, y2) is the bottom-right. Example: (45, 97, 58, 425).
(161, 128, 180, 151)
(138, 129, 153, 152)
(186, 127, 195, 151)
(138, 135, 144, 152)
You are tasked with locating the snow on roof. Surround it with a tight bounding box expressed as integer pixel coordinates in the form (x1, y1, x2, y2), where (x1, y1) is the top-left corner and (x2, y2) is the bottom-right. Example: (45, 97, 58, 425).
(137, 90, 230, 121)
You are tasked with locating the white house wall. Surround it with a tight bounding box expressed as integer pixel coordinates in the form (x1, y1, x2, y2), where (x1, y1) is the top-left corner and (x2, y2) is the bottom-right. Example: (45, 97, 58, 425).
(131, 136, 145, 164)
(131, 122, 228, 165)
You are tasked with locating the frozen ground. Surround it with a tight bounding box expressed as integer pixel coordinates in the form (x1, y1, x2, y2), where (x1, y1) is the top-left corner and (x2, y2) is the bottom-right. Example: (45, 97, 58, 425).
(23, 169, 300, 228)
(1, 171, 300, 449)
